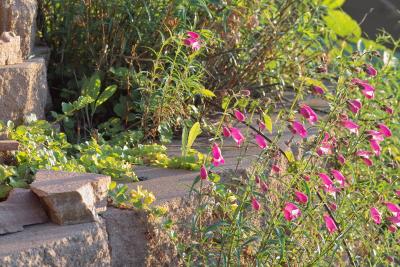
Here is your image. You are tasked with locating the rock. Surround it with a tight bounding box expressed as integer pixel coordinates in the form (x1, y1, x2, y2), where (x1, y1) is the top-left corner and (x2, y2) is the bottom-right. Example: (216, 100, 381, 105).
(0, 189, 48, 235)
(0, 58, 49, 122)
(0, 32, 22, 65)
(1, 0, 37, 58)
(31, 170, 111, 225)
(0, 220, 111, 267)
(0, 140, 19, 152)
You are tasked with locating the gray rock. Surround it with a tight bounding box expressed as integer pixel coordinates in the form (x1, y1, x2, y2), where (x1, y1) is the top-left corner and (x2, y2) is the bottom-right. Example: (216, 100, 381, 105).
(0, 58, 49, 122)
(0, 220, 111, 267)
(0, 189, 48, 235)
(0, 32, 22, 65)
(31, 170, 111, 225)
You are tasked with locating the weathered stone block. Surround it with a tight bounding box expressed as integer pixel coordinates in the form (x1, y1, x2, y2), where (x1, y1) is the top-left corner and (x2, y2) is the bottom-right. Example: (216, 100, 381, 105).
(1, 0, 37, 58)
(0, 189, 48, 235)
(0, 140, 19, 151)
(0, 57, 49, 122)
(0, 220, 111, 267)
(31, 170, 111, 225)
(0, 32, 22, 65)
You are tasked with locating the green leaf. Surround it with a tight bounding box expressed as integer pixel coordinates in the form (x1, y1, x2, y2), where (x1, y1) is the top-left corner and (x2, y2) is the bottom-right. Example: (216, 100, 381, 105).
(284, 150, 295, 163)
(96, 85, 117, 108)
(186, 122, 201, 151)
(82, 73, 101, 99)
(324, 10, 361, 41)
(263, 113, 273, 134)
(194, 88, 215, 98)
(181, 124, 188, 157)
(301, 77, 328, 91)
(322, 0, 345, 9)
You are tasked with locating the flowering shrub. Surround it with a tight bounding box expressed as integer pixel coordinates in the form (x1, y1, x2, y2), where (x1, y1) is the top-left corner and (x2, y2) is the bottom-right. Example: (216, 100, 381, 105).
(169, 37, 399, 265)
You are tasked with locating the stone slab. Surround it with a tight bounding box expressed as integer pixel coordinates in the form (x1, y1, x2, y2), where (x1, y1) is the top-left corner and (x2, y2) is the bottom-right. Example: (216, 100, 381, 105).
(0, 140, 19, 152)
(1, 0, 37, 58)
(0, 189, 48, 235)
(31, 170, 111, 225)
(0, 58, 49, 122)
(0, 220, 111, 267)
(0, 32, 22, 65)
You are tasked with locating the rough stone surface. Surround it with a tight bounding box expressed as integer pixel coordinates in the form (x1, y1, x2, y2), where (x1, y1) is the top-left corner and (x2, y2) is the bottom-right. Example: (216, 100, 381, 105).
(0, 220, 111, 267)
(0, 0, 37, 58)
(0, 189, 48, 235)
(31, 170, 111, 225)
(0, 58, 49, 122)
(0, 32, 22, 65)
(0, 140, 19, 151)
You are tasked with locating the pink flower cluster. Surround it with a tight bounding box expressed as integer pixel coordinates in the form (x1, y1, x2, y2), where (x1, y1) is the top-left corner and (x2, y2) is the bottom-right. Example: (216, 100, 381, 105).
(183, 31, 201, 51)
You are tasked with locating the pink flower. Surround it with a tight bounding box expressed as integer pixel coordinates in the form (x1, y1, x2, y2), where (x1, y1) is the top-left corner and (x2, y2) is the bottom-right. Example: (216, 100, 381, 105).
(187, 31, 200, 39)
(365, 65, 377, 77)
(347, 99, 362, 114)
(222, 127, 231, 137)
(272, 165, 281, 173)
(299, 104, 318, 124)
(255, 176, 260, 184)
(382, 105, 393, 115)
(255, 134, 268, 149)
(295, 191, 308, 204)
(234, 110, 246, 122)
(386, 202, 400, 217)
(369, 139, 381, 156)
(387, 216, 400, 226)
(252, 197, 261, 211)
(331, 170, 346, 187)
(366, 130, 384, 142)
(356, 150, 373, 166)
(230, 127, 245, 146)
(329, 202, 338, 211)
(200, 165, 208, 180)
(370, 207, 382, 224)
(290, 121, 308, 138)
(341, 119, 359, 134)
(212, 143, 225, 167)
(317, 132, 333, 156)
(258, 120, 266, 131)
(304, 175, 311, 182)
(324, 214, 338, 234)
(283, 202, 301, 221)
(312, 86, 324, 94)
(338, 154, 346, 165)
(388, 224, 397, 233)
(319, 173, 338, 194)
(260, 181, 268, 193)
(378, 123, 392, 137)
(396, 190, 400, 197)
(352, 78, 375, 99)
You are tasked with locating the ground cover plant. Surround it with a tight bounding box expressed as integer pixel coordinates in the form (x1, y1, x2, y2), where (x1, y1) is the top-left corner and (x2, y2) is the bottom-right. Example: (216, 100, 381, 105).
(0, 0, 399, 264)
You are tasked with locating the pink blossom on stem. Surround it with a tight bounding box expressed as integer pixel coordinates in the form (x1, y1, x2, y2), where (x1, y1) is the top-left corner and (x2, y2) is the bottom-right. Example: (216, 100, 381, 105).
(370, 207, 382, 224)
(212, 143, 225, 167)
(283, 202, 301, 221)
(382, 105, 393, 115)
(319, 173, 338, 194)
(252, 197, 261, 211)
(347, 99, 362, 114)
(369, 139, 381, 156)
(304, 175, 311, 182)
(386, 202, 400, 217)
(388, 224, 397, 233)
(299, 104, 318, 124)
(200, 165, 208, 180)
(184, 31, 201, 51)
(272, 165, 281, 173)
(317, 132, 332, 156)
(387, 216, 400, 226)
(364, 65, 377, 77)
(396, 190, 400, 197)
(260, 181, 268, 193)
(255, 134, 268, 149)
(187, 31, 200, 39)
(234, 110, 246, 122)
(329, 202, 337, 211)
(222, 126, 231, 137)
(352, 78, 375, 99)
(378, 123, 392, 137)
(331, 170, 346, 187)
(230, 127, 245, 146)
(290, 121, 308, 138)
(255, 175, 260, 184)
(341, 118, 360, 134)
(323, 214, 338, 234)
(356, 150, 373, 166)
(337, 154, 346, 165)
(258, 120, 266, 131)
(366, 130, 384, 142)
(312, 86, 324, 95)
(295, 191, 308, 204)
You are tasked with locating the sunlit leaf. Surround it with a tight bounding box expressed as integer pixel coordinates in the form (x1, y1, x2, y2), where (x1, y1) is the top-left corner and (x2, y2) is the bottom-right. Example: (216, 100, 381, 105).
(263, 113, 273, 134)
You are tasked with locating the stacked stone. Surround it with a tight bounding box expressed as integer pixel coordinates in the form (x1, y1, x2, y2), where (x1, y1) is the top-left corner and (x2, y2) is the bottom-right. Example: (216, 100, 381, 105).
(0, 0, 50, 123)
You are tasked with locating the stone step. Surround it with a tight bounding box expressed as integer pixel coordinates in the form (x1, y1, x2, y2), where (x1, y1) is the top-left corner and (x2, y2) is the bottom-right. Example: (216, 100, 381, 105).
(0, 57, 49, 122)
(0, 140, 19, 152)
